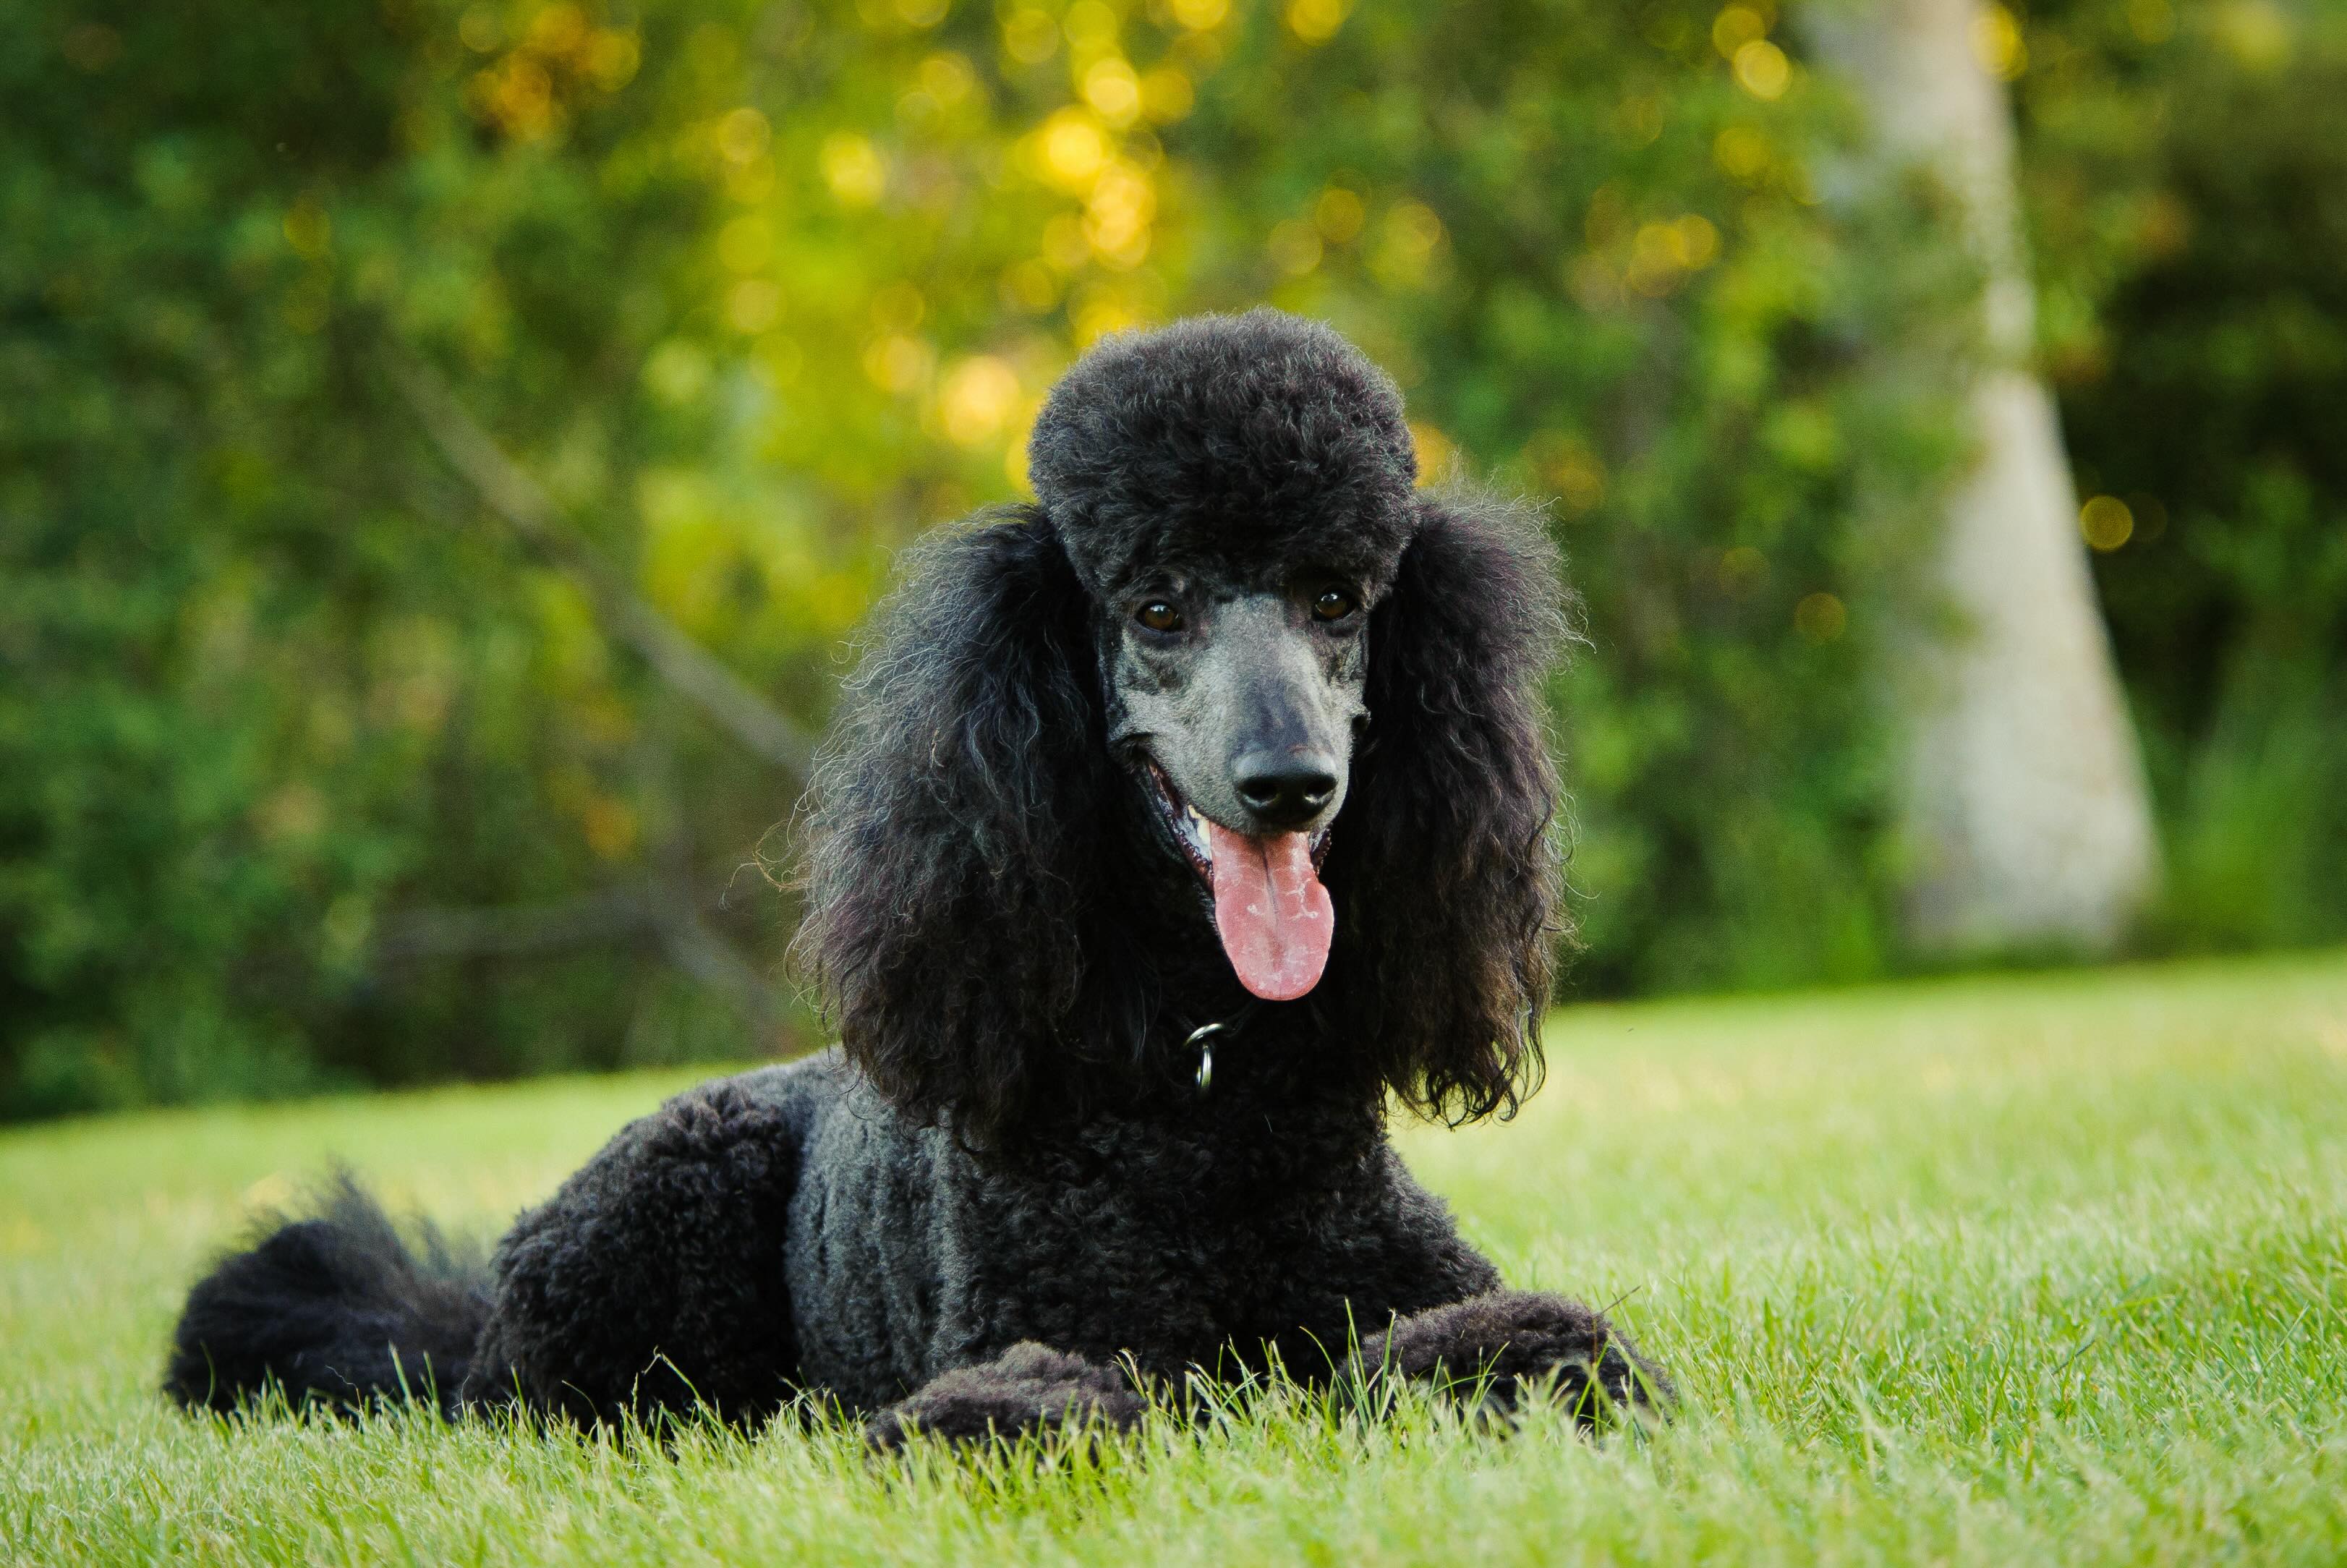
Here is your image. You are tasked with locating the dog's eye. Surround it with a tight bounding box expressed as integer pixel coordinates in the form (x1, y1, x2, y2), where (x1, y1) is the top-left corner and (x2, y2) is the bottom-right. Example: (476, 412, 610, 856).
(1311, 589, 1358, 622)
(1136, 601, 1184, 634)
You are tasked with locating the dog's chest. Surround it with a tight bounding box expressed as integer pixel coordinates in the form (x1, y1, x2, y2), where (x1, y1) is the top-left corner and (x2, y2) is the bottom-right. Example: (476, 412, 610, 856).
(934, 1113, 1397, 1373)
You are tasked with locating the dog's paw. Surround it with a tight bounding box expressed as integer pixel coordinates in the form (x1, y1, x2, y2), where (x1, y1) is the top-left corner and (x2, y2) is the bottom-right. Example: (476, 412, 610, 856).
(863, 1342, 1148, 1451)
(1356, 1290, 1670, 1429)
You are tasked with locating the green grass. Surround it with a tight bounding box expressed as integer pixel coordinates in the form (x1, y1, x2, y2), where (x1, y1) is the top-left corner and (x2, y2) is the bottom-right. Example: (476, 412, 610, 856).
(5, 953, 2346, 1565)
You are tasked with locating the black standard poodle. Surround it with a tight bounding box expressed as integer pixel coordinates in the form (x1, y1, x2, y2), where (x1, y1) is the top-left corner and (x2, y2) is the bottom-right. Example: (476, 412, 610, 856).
(165, 310, 1668, 1445)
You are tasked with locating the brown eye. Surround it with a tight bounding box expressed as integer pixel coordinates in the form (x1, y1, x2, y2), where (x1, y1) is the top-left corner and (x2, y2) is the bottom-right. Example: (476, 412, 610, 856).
(1312, 588, 1358, 622)
(1137, 600, 1184, 633)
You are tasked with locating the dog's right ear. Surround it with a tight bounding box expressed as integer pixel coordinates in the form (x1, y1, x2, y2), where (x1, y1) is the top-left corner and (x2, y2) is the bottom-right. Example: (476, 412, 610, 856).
(796, 507, 1119, 1146)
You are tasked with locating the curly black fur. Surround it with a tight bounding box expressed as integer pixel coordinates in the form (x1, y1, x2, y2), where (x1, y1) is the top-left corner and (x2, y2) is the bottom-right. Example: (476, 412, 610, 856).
(799, 312, 1571, 1150)
(1353, 1289, 1662, 1427)
(164, 310, 1664, 1446)
(165, 1177, 485, 1416)
(860, 1343, 1148, 1449)
(795, 510, 1141, 1146)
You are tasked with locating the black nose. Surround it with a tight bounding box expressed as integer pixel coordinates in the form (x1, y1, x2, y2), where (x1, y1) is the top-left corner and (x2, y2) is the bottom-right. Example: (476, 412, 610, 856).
(1232, 751, 1339, 830)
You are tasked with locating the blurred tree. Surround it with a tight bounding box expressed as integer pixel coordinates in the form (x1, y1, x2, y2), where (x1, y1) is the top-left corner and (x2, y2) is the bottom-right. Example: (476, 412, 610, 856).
(2, 0, 1961, 1122)
(0, 0, 830, 1115)
(9, 0, 2337, 1121)
(1803, 0, 2158, 954)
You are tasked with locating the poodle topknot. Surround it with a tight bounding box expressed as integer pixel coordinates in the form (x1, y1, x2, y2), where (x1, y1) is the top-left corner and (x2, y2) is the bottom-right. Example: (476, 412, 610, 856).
(1028, 311, 1422, 595)
(166, 308, 1668, 1446)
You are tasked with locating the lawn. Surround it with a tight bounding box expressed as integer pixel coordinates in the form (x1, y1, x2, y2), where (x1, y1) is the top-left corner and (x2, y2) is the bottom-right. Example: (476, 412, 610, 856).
(4, 953, 2346, 1565)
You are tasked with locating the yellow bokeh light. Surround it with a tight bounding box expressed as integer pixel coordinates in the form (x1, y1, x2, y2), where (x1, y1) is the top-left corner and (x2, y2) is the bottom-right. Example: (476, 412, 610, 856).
(1287, 0, 1349, 43)
(863, 333, 936, 393)
(1714, 124, 1770, 180)
(1083, 57, 1142, 127)
(1970, 4, 2027, 80)
(1070, 288, 1139, 345)
(1000, 259, 1061, 312)
(1385, 200, 1444, 257)
(1039, 108, 1109, 191)
(1616, 92, 1665, 146)
(716, 107, 771, 165)
(1618, 214, 1719, 296)
(1627, 222, 1684, 297)
(1085, 161, 1157, 269)
(919, 52, 976, 106)
(1672, 213, 1720, 267)
(1712, 4, 1766, 58)
(2080, 495, 2134, 551)
(283, 202, 333, 260)
(459, 7, 501, 52)
(940, 357, 1023, 446)
(821, 132, 887, 205)
(1170, 0, 1228, 30)
(1314, 187, 1366, 244)
(473, 56, 558, 139)
(588, 29, 640, 90)
(1141, 66, 1195, 122)
(1734, 39, 1791, 99)
(527, 4, 589, 56)
(2215, 0, 2292, 70)
(1376, 200, 1447, 287)
(895, 0, 947, 27)
(1001, 7, 1058, 62)
(1064, 0, 1119, 51)
(1794, 592, 1846, 643)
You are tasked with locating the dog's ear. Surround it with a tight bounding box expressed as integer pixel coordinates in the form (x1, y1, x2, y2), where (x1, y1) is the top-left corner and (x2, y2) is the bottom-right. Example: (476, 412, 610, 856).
(1324, 490, 1574, 1124)
(797, 507, 1121, 1146)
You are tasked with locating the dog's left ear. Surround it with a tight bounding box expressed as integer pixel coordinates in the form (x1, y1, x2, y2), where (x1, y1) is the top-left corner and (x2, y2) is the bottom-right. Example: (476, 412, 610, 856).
(1324, 490, 1575, 1122)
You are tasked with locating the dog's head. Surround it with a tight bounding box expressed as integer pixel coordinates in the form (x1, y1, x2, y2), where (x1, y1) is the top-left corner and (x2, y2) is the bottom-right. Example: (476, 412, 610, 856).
(801, 310, 1571, 1144)
(1027, 312, 1420, 1001)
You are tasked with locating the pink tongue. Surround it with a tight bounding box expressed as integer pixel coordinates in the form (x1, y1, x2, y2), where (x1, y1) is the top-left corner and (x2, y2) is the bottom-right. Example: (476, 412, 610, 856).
(1207, 823, 1335, 1001)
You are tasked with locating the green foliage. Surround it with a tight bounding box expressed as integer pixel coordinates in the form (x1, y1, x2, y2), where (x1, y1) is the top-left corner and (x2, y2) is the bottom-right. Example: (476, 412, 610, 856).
(4, 955, 2346, 1560)
(3, 0, 1961, 1115)
(4, 0, 2338, 1115)
(2019, 0, 2347, 950)
(0, 0, 809, 1115)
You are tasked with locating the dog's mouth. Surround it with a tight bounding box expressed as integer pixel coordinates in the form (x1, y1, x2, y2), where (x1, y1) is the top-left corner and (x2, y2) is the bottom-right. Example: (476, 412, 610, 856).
(1140, 757, 1335, 1002)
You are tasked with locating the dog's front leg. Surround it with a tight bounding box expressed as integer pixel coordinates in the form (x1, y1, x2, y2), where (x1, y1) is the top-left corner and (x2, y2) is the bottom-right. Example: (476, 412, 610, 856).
(1355, 1290, 1669, 1428)
(863, 1343, 1148, 1449)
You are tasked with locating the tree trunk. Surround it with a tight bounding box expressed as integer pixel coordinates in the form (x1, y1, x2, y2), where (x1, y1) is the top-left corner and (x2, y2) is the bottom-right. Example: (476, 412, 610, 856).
(1805, 0, 2160, 951)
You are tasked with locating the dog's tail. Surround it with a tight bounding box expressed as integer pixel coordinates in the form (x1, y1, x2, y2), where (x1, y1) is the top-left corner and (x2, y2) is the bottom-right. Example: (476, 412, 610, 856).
(164, 1176, 492, 1418)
